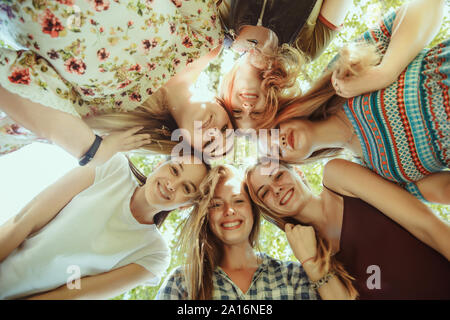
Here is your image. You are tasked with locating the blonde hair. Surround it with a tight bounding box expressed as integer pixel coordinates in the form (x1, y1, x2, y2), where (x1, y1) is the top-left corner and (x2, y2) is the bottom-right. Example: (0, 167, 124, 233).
(177, 165, 261, 299)
(245, 163, 359, 299)
(274, 43, 381, 163)
(218, 44, 307, 130)
(84, 88, 178, 155)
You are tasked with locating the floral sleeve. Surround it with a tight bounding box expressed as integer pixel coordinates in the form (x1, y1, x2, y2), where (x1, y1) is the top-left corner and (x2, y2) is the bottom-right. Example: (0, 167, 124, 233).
(0, 48, 81, 117)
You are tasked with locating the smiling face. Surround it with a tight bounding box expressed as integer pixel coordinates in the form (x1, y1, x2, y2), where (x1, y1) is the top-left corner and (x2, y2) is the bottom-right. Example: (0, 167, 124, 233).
(207, 168, 254, 246)
(178, 100, 234, 159)
(260, 119, 313, 162)
(247, 163, 311, 217)
(144, 155, 208, 211)
(220, 54, 268, 130)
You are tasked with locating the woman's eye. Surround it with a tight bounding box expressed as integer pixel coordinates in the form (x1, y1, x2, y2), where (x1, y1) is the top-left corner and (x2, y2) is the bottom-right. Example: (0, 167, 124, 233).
(170, 166, 179, 176)
(209, 201, 221, 209)
(202, 115, 213, 129)
(203, 139, 213, 149)
(232, 109, 242, 114)
(275, 172, 284, 180)
(183, 184, 190, 194)
(261, 189, 268, 200)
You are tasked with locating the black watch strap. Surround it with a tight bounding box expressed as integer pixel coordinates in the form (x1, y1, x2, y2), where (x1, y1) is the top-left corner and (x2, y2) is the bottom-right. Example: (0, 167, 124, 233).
(79, 134, 103, 166)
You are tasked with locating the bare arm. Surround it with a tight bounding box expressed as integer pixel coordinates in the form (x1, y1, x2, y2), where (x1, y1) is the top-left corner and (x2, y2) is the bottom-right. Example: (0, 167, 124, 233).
(0, 165, 96, 262)
(323, 159, 450, 261)
(26, 263, 154, 300)
(416, 172, 450, 205)
(379, 0, 445, 83)
(320, 0, 352, 28)
(0, 85, 95, 158)
(285, 224, 354, 300)
(0, 86, 151, 164)
(333, 0, 445, 97)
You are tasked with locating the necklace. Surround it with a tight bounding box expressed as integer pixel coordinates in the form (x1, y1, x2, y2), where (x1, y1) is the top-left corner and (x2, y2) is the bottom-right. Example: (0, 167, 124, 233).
(334, 111, 356, 148)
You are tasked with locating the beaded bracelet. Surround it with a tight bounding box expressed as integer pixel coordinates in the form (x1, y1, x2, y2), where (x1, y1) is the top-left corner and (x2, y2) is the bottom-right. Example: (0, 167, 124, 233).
(310, 270, 336, 290)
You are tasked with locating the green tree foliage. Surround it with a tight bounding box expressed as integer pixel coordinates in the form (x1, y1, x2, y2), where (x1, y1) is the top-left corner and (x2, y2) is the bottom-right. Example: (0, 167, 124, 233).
(114, 0, 449, 300)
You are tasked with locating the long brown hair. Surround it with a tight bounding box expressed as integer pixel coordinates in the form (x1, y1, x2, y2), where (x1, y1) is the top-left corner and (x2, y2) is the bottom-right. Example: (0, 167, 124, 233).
(273, 43, 381, 164)
(85, 88, 178, 155)
(177, 165, 261, 299)
(245, 162, 359, 299)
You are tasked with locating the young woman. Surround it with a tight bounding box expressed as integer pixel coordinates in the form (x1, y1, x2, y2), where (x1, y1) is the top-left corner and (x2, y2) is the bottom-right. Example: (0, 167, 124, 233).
(0, 153, 208, 299)
(156, 165, 355, 300)
(267, 0, 448, 203)
(217, 0, 352, 130)
(246, 160, 450, 299)
(0, 42, 234, 165)
(0, 0, 223, 155)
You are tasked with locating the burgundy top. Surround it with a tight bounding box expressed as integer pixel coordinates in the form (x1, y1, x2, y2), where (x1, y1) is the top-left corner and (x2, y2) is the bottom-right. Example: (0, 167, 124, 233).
(332, 192, 450, 300)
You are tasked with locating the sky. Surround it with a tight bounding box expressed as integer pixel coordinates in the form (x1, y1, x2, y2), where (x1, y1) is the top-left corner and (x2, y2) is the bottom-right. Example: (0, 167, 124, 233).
(0, 143, 77, 225)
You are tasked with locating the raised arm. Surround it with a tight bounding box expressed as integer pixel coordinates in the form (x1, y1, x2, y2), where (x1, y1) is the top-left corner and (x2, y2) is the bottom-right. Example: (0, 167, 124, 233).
(0, 86, 150, 165)
(320, 0, 352, 29)
(332, 0, 445, 98)
(26, 263, 153, 300)
(285, 224, 355, 300)
(0, 165, 95, 263)
(323, 159, 450, 261)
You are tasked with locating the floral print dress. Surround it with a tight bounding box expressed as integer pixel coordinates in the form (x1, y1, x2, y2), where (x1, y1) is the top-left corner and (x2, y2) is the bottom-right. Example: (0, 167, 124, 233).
(0, 0, 223, 154)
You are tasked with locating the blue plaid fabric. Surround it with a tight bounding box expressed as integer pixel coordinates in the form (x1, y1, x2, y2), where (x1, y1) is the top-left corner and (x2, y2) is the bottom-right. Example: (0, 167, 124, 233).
(155, 253, 319, 300)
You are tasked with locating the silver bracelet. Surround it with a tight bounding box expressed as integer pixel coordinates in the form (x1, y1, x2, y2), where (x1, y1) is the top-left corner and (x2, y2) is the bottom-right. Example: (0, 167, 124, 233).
(310, 270, 335, 290)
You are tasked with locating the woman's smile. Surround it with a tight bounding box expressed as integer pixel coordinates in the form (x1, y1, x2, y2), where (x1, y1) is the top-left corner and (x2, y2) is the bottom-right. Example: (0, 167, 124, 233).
(157, 180, 171, 201)
(280, 188, 294, 205)
(221, 219, 244, 230)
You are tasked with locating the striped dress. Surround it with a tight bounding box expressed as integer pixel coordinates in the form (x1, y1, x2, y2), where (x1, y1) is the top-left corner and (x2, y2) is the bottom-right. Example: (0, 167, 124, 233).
(343, 11, 449, 201)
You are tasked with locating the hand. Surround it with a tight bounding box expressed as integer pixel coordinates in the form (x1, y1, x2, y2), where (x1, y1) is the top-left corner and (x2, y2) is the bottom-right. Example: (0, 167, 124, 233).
(331, 65, 393, 98)
(89, 126, 151, 166)
(285, 223, 318, 264)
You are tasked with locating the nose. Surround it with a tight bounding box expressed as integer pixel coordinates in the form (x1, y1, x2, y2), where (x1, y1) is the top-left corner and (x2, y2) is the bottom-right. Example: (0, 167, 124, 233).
(272, 185, 283, 197)
(224, 203, 236, 216)
(166, 180, 175, 192)
(241, 102, 253, 114)
(280, 133, 287, 148)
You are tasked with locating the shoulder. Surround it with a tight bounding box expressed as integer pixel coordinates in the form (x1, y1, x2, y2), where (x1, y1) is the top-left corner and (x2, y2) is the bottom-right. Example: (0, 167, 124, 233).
(94, 153, 130, 182)
(155, 266, 188, 300)
(322, 159, 357, 197)
(259, 253, 304, 276)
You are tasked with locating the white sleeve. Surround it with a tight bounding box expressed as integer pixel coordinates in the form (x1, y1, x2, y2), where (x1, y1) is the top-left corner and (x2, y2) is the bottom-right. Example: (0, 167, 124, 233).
(94, 153, 129, 183)
(133, 250, 171, 286)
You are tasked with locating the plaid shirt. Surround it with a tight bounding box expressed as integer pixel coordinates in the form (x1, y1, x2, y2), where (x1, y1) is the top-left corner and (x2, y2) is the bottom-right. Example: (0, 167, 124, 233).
(155, 253, 319, 300)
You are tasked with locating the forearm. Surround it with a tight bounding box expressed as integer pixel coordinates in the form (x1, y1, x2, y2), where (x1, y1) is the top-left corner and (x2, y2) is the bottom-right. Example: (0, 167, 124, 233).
(0, 85, 95, 158)
(0, 213, 32, 262)
(320, 0, 352, 28)
(379, 0, 444, 83)
(27, 264, 152, 300)
(303, 262, 353, 300)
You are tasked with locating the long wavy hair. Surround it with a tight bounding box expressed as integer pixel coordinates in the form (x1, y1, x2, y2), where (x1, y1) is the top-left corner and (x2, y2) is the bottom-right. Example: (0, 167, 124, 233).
(273, 43, 381, 164)
(84, 88, 178, 155)
(218, 43, 307, 130)
(177, 165, 261, 300)
(245, 162, 359, 299)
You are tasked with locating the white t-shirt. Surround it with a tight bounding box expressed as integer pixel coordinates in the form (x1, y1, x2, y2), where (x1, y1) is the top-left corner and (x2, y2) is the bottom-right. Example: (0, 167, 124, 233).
(0, 154, 170, 299)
